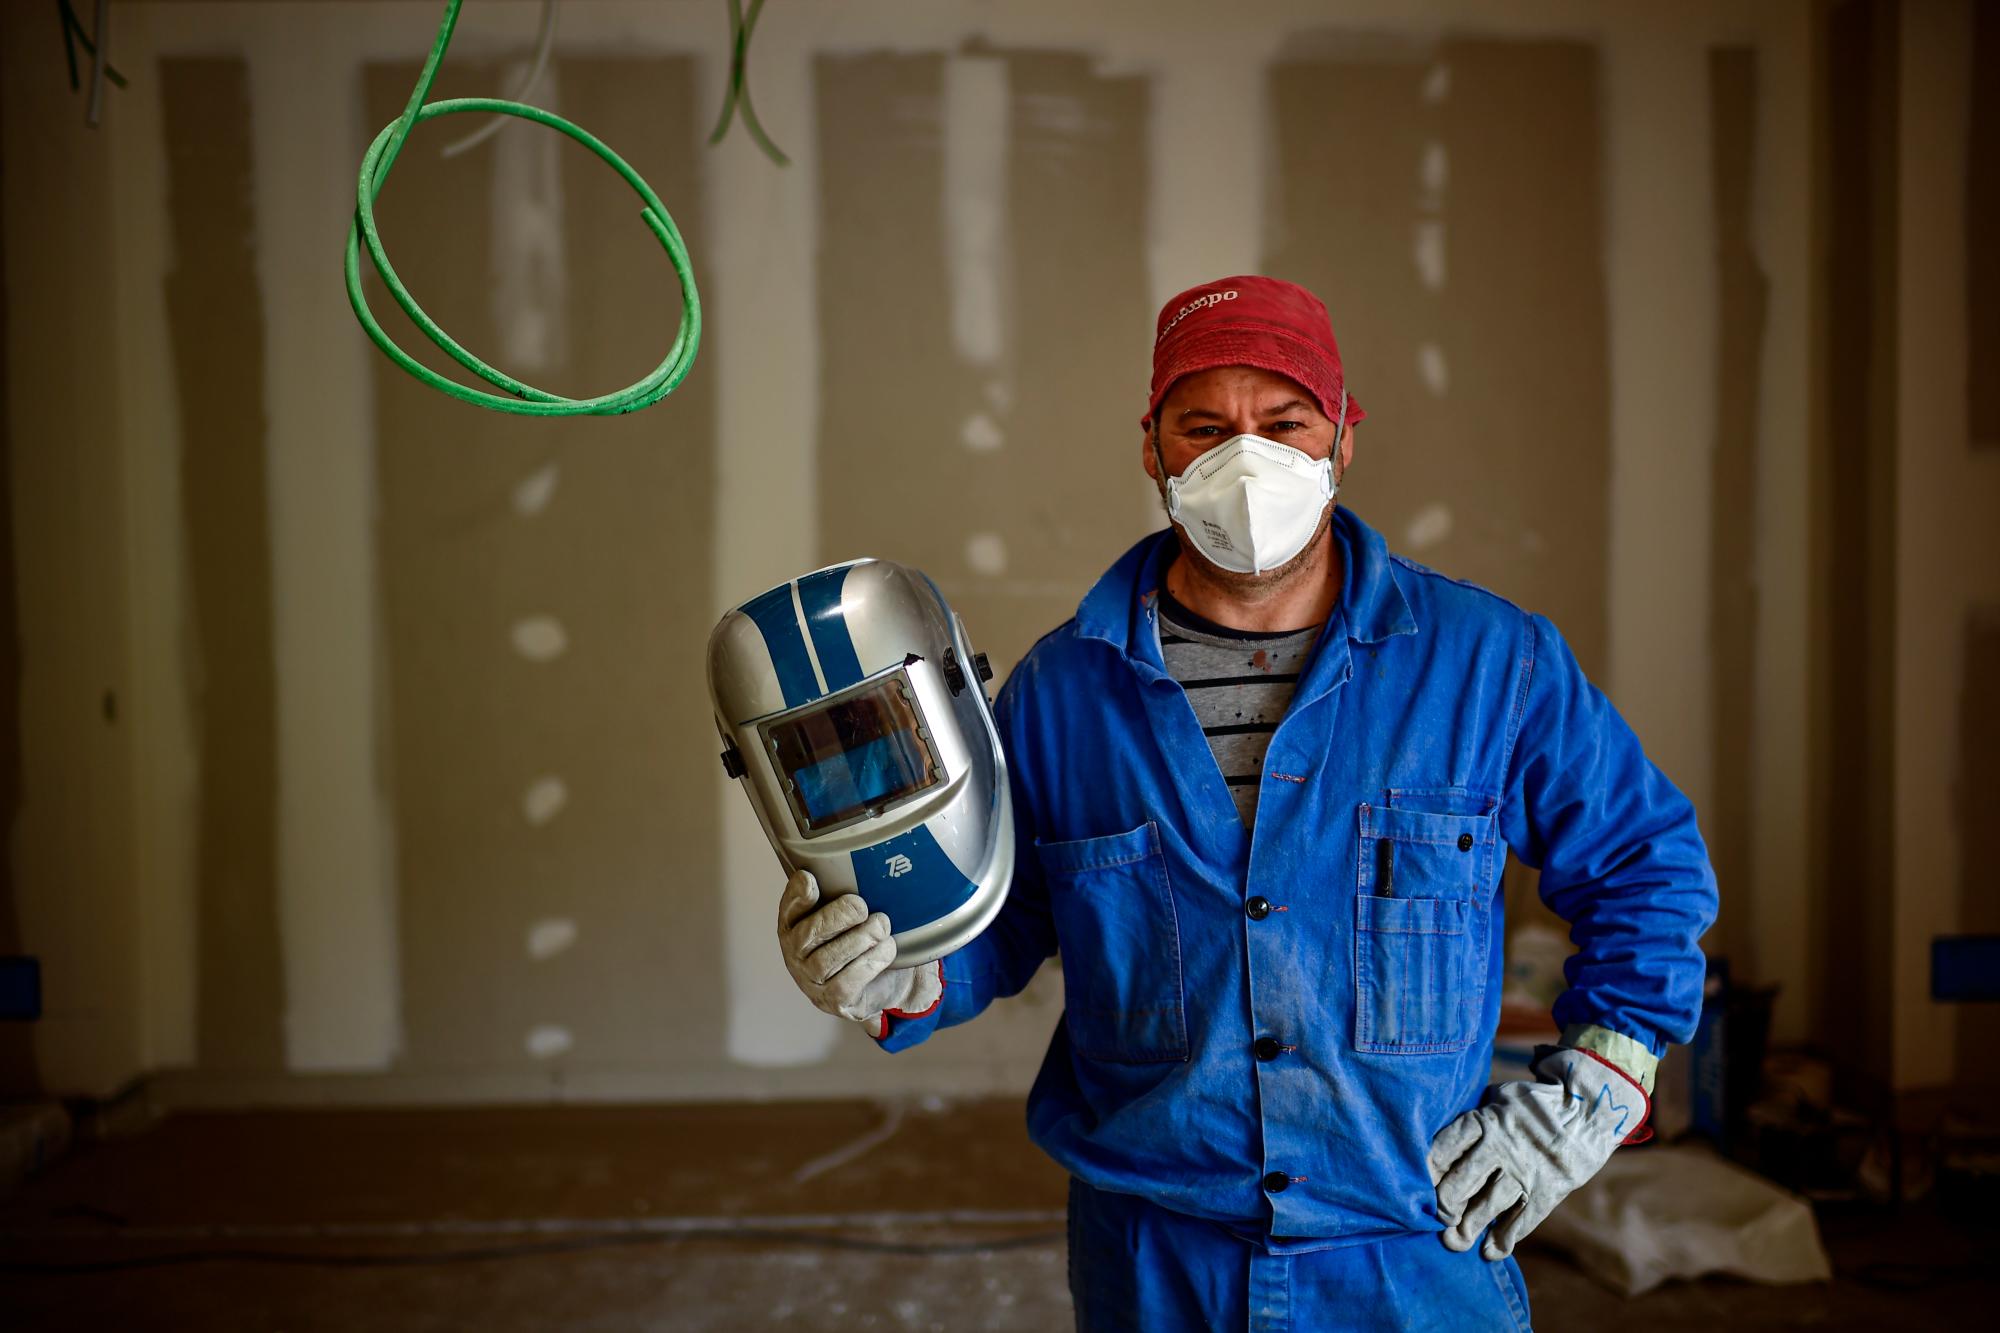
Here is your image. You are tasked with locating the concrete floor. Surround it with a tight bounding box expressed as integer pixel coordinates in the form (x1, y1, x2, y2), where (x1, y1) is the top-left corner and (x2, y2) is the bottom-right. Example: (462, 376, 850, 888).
(0, 1099, 1992, 1331)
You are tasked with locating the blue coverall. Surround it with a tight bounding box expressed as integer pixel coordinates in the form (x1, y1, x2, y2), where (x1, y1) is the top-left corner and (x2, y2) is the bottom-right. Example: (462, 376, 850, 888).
(877, 506, 1718, 1331)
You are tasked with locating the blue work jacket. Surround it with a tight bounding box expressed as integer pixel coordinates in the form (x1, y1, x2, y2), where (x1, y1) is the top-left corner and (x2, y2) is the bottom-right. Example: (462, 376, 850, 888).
(878, 506, 1717, 1247)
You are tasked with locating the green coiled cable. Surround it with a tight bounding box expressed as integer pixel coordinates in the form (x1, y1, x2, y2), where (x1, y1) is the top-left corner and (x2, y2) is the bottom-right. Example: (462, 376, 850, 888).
(345, 0, 700, 416)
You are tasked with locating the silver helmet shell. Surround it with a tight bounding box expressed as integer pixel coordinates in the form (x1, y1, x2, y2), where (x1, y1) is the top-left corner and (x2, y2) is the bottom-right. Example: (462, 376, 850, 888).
(707, 559, 1012, 967)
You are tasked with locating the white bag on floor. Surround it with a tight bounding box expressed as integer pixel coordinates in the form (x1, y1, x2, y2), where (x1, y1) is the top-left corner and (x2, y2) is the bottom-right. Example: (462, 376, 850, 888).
(1535, 1144, 1833, 1296)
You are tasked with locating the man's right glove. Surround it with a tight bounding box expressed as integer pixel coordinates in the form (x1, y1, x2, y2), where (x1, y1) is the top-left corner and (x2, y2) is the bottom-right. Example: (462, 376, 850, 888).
(776, 869, 943, 1039)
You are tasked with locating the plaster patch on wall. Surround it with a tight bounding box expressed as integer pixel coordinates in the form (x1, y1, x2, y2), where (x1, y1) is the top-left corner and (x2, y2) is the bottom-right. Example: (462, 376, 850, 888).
(1420, 141, 1449, 200)
(1416, 341, 1449, 397)
(1411, 220, 1447, 291)
(1019, 89, 1089, 138)
(966, 532, 1008, 576)
(526, 917, 578, 960)
(489, 65, 567, 373)
(943, 57, 1009, 368)
(522, 775, 568, 826)
(513, 463, 560, 516)
(258, 45, 405, 1073)
(511, 615, 568, 661)
(961, 412, 1004, 452)
(524, 1023, 573, 1058)
(1405, 503, 1454, 550)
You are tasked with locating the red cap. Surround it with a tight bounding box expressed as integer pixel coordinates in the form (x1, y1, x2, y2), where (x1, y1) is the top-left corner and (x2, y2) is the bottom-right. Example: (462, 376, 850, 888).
(1145, 275, 1364, 431)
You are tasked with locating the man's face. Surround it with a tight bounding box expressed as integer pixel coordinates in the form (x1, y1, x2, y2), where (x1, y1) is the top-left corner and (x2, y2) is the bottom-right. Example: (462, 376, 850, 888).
(1141, 365, 1352, 488)
(1140, 365, 1357, 593)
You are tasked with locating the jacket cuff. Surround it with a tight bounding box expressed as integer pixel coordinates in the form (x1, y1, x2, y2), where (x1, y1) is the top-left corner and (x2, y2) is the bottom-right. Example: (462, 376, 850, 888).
(867, 961, 945, 1043)
(1550, 1044, 1655, 1146)
(884, 960, 944, 1019)
(1560, 1022, 1659, 1095)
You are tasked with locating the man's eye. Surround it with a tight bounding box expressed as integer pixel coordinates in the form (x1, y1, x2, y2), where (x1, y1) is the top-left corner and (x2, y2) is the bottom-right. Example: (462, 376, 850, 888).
(1267, 420, 1304, 433)
(1187, 426, 1224, 438)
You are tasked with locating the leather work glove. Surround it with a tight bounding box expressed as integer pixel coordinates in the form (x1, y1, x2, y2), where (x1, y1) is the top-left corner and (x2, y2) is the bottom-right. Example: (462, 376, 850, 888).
(1427, 1043, 1652, 1260)
(776, 869, 943, 1039)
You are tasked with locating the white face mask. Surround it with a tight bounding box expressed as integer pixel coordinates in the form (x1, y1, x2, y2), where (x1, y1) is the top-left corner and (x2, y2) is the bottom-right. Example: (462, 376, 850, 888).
(1163, 432, 1338, 575)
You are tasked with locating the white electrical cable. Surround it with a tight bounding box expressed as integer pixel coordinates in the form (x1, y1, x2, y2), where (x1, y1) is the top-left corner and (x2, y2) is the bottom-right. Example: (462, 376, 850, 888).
(791, 1102, 908, 1185)
(440, 0, 558, 158)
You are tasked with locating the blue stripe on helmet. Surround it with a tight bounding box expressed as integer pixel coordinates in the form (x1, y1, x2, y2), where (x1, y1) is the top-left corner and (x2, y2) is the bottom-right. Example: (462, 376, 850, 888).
(849, 824, 978, 933)
(740, 584, 818, 709)
(797, 565, 865, 693)
(918, 572, 952, 618)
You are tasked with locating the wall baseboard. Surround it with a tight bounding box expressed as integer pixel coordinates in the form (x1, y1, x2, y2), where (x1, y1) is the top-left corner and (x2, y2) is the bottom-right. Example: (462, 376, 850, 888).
(144, 1058, 1046, 1111)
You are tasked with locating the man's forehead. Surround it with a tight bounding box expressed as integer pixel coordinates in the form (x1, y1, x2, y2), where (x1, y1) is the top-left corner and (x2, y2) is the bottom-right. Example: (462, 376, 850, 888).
(1165, 365, 1322, 415)
(1177, 397, 1315, 422)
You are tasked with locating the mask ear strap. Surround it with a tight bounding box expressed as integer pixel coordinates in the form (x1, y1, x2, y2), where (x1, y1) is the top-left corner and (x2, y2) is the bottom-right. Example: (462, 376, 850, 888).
(1331, 385, 1348, 485)
(1151, 420, 1180, 517)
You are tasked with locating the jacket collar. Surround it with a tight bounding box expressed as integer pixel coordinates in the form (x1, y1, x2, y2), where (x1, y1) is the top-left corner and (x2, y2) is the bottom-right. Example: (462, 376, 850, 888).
(1334, 506, 1420, 644)
(1075, 506, 1418, 661)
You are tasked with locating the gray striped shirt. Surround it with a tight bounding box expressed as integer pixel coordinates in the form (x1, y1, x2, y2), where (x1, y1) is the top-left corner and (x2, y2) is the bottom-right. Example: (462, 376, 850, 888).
(1156, 591, 1323, 827)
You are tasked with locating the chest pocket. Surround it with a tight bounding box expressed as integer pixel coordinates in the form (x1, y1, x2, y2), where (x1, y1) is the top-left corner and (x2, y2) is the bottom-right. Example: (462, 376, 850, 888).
(1036, 821, 1190, 1064)
(1353, 801, 1495, 1054)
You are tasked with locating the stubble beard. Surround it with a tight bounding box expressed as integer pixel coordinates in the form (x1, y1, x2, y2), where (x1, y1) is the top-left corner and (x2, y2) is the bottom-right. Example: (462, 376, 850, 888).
(1154, 483, 1338, 607)
(1148, 421, 1343, 606)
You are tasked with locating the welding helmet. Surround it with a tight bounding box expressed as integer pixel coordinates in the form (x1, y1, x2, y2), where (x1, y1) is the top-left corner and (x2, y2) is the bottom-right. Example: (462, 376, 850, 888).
(707, 560, 1012, 967)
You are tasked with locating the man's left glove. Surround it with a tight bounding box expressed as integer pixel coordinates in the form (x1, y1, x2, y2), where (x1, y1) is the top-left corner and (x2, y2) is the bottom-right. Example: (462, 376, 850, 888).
(776, 869, 943, 1038)
(1427, 1044, 1651, 1260)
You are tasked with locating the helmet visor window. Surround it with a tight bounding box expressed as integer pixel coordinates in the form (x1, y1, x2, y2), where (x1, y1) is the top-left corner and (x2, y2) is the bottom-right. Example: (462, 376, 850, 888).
(766, 671, 940, 834)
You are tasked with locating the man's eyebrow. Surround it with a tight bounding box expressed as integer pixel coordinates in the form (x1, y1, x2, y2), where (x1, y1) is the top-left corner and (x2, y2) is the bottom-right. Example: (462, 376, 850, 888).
(1175, 400, 1315, 422)
(1168, 396, 1312, 418)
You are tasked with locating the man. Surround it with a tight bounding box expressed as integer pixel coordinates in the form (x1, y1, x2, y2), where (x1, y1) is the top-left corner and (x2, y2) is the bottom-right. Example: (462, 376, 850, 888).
(777, 275, 1717, 1331)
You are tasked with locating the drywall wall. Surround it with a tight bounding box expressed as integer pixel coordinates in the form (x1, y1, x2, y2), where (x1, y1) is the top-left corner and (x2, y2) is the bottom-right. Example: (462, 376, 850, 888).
(1890, 0, 1997, 1091)
(815, 48, 1152, 683)
(1806, 0, 1999, 1097)
(161, 56, 289, 1076)
(251, 14, 405, 1074)
(1707, 47, 1767, 974)
(1265, 34, 1610, 682)
(365, 51, 729, 1079)
(2, 0, 1839, 1103)
(1969, 1, 1998, 448)
(0, 67, 30, 1099)
(1955, 607, 2000, 1079)
(1, 3, 148, 1098)
(1814, 0, 1900, 1094)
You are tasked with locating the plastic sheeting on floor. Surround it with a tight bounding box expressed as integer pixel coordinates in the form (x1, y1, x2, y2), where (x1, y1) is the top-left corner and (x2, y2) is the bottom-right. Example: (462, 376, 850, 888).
(1536, 1143, 1834, 1296)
